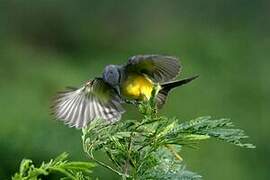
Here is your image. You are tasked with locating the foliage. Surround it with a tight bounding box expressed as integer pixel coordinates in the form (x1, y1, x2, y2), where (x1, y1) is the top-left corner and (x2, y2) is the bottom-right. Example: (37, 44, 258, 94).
(82, 86, 255, 179)
(12, 152, 95, 180)
(12, 86, 254, 179)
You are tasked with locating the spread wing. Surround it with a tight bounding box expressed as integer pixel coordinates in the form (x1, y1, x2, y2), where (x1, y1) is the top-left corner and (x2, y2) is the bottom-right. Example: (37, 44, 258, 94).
(123, 55, 181, 83)
(51, 78, 125, 128)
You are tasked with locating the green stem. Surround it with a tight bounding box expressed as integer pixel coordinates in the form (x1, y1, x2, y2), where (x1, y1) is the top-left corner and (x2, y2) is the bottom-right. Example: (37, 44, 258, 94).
(91, 156, 125, 177)
(85, 148, 126, 177)
(82, 135, 127, 178)
(165, 144, 183, 161)
(49, 167, 76, 180)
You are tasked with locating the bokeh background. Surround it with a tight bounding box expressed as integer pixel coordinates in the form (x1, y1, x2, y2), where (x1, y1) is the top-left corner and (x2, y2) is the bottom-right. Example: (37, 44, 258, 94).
(1, 0, 269, 179)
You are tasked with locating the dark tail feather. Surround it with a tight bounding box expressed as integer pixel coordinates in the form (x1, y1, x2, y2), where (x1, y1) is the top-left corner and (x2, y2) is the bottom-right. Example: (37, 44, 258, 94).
(156, 75, 199, 108)
(161, 75, 199, 90)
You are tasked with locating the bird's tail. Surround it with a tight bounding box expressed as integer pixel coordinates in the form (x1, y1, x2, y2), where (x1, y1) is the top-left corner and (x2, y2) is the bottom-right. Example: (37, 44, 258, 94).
(156, 75, 199, 108)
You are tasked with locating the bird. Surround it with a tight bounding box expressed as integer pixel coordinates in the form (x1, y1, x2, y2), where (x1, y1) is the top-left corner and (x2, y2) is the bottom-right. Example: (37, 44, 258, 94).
(51, 55, 198, 128)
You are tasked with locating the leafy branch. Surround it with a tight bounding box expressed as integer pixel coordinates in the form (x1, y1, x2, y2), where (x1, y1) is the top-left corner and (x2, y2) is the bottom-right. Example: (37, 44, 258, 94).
(13, 86, 255, 179)
(82, 86, 255, 179)
(12, 152, 95, 180)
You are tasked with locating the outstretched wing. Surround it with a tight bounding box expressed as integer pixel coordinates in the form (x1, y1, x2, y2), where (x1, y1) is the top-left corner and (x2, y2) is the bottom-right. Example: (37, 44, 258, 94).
(123, 55, 181, 83)
(51, 78, 125, 128)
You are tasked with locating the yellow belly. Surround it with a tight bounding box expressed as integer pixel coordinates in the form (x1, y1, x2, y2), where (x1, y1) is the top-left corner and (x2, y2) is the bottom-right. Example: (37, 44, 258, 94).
(121, 74, 153, 100)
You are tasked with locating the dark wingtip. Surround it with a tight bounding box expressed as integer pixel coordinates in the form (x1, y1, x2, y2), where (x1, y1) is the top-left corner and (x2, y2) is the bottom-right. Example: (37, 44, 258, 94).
(161, 74, 199, 90)
(190, 74, 200, 81)
(179, 75, 199, 85)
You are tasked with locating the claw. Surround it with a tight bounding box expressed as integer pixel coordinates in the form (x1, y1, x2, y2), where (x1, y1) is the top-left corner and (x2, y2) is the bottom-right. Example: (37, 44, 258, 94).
(124, 99, 140, 105)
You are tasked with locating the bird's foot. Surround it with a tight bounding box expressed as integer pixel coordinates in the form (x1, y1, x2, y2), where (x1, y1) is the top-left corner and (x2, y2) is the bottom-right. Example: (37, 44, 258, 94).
(124, 99, 141, 106)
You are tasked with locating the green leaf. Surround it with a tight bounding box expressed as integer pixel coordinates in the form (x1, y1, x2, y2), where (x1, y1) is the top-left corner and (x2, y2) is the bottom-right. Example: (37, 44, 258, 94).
(12, 153, 95, 180)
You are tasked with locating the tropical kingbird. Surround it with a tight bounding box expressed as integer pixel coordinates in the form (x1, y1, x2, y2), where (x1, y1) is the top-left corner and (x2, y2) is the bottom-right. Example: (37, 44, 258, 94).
(52, 55, 198, 128)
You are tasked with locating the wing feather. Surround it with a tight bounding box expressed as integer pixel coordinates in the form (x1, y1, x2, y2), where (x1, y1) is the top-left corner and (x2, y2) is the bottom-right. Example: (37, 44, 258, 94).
(52, 78, 125, 128)
(123, 54, 181, 83)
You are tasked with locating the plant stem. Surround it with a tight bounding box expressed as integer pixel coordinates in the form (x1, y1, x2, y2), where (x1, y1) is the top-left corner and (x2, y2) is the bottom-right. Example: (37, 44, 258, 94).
(91, 156, 125, 177)
(85, 149, 126, 177)
(49, 167, 76, 180)
(82, 135, 127, 178)
(165, 145, 183, 161)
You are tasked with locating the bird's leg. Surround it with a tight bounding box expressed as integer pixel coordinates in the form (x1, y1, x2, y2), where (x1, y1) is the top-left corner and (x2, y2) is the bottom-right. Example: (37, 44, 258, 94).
(124, 99, 141, 106)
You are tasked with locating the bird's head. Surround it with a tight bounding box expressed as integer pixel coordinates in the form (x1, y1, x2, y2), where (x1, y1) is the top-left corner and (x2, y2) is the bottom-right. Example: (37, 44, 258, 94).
(102, 65, 121, 87)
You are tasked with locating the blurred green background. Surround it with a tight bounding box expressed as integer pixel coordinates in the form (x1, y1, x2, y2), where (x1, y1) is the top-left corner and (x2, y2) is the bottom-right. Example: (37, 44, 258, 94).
(1, 0, 269, 179)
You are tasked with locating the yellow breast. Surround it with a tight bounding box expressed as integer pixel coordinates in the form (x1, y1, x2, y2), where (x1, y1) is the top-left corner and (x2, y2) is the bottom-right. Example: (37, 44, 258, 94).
(121, 74, 154, 100)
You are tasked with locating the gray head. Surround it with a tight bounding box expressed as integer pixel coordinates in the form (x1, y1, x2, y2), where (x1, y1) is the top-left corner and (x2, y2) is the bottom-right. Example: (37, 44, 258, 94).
(102, 65, 121, 86)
